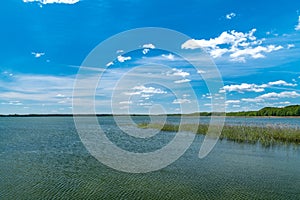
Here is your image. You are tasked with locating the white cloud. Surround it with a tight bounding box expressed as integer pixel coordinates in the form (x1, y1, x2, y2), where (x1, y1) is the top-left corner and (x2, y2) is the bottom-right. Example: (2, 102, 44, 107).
(232, 105, 240, 108)
(241, 98, 264, 103)
(0, 74, 75, 108)
(182, 29, 257, 50)
(162, 53, 175, 60)
(242, 91, 300, 102)
(268, 80, 297, 87)
(139, 103, 153, 106)
(210, 48, 229, 58)
(141, 44, 155, 55)
(142, 49, 150, 55)
(197, 70, 206, 74)
(181, 29, 283, 62)
(226, 100, 240, 104)
(259, 91, 300, 99)
(277, 101, 291, 105)
(295, 16, 300, 31)
(117, 55, 131, 63)
(142, 44, 155, 49)
(116, 50, 124, 54)
(106, 62, 114, 67)
(174, 79, 191, 84)
(2, 100, 23, 106)
(119, 101, 132, 105)
(222, 83, 265, 93)
(31, 52, 45, 58)
(229, 45, 283, 62)
(2, 71, 14, 77)
(226, 12, 236, 20)
(168, 68, 190, 77)
(141, 94, 151, 98)
(56, 94, 65, 98)
(23, 0, 79, 5)
(172, 98, 191, 104)
(221, 80, 297, 93)
(124, 85, 167, 96)
(287, 44, 295, 49)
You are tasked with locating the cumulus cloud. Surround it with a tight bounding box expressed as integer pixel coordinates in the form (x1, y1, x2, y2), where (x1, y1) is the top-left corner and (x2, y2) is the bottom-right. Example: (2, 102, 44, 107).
(174, 79, 191, 84)
(222, 83, 265, 93)
(241, 98, 263, 103)
(168, 68, 190, 77)
(142, 44, 155, 49)
(106, 62, 114, 67)
(31, 52, 45, 58)
(141, 44, 155, 55)
(197, 70, 206, 74)
(182, 29, 257, 50)
(23, 0, 80, 5)
(295, 16, 300, 31)
(142, 49, 150, 55)
(166, 68, 190, 83)
(124, 85, 167, 96)
(268, 80, 297, 87)
(181, 29, 283, 62)
(56, 94, 65, 98)
(226, 12, 236, 20)
(139, 103, 152, 106)
(232, 105, 240, 108)
(172, 98, 191, 104)
(226, 100, 240, 104)
(119, 101, 132, 105)
(287, 44, 295, 49)
(221, 80, 297, 93)
(117, 55, 131, 63)
(242, 91, 300, 102)
(259, 91, 300, 99)
(162, 53, 175, 60)
(229, 45, 283, 62)
(116, 50, 124, 54)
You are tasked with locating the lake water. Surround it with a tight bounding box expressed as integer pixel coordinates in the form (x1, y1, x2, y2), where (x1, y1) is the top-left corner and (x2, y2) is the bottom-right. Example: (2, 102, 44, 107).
(1, 116, 300, 199)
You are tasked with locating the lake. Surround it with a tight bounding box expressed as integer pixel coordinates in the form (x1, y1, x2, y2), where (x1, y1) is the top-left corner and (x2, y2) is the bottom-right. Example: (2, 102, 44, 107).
(1, 116, 300, 199)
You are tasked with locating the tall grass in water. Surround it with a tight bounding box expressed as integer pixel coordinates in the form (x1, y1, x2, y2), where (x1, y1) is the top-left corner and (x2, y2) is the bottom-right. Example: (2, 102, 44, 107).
(138, 123, 300, 146)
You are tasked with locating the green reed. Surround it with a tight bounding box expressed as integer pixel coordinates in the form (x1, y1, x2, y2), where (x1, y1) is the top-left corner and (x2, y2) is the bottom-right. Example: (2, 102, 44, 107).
(138, 123, 300, 146)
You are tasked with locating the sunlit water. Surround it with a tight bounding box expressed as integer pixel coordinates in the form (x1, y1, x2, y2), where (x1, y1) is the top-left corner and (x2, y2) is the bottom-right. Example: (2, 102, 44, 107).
(1, 116, 299, 199)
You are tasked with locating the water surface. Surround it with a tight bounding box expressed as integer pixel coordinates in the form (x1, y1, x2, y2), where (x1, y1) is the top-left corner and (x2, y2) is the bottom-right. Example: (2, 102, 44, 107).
(1, 116, 299, 199)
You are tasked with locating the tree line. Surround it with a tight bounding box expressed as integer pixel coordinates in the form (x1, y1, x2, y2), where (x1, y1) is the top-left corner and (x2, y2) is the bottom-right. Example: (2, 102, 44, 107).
(226, 105, 300, 116)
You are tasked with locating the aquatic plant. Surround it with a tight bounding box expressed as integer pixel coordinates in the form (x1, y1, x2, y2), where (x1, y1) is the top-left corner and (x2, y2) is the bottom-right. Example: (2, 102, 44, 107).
(138, 123, 300, 146)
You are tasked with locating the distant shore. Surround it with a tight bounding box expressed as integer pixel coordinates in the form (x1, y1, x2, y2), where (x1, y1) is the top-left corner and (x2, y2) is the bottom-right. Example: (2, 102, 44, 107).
(0, 114, 300, 118)
(1, 114, 300, 118)
(1, 104, 299, 118)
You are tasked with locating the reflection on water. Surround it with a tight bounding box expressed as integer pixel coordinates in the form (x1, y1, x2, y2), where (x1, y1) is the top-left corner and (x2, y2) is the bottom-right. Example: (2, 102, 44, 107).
(0, 116, 300, 199)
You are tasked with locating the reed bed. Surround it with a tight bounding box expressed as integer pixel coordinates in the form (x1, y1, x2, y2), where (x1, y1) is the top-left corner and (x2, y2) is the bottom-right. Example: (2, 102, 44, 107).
(138, 123, 300, 146)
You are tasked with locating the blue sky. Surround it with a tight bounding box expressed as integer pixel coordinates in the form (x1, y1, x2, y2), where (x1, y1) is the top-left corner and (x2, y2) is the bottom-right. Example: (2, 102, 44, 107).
(0, 0, 300, 114)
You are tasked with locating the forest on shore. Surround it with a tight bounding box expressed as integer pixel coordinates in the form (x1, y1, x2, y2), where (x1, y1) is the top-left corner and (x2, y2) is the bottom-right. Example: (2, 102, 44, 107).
(189, 105, 300, 117)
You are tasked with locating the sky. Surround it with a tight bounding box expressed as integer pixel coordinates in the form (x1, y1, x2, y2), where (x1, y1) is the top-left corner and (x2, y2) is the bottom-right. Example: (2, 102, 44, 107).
(0, 0, 300, 114)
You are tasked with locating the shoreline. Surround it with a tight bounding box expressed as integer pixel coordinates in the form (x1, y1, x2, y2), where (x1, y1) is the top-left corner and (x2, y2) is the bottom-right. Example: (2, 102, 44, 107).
(0, 114, 300, 118)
